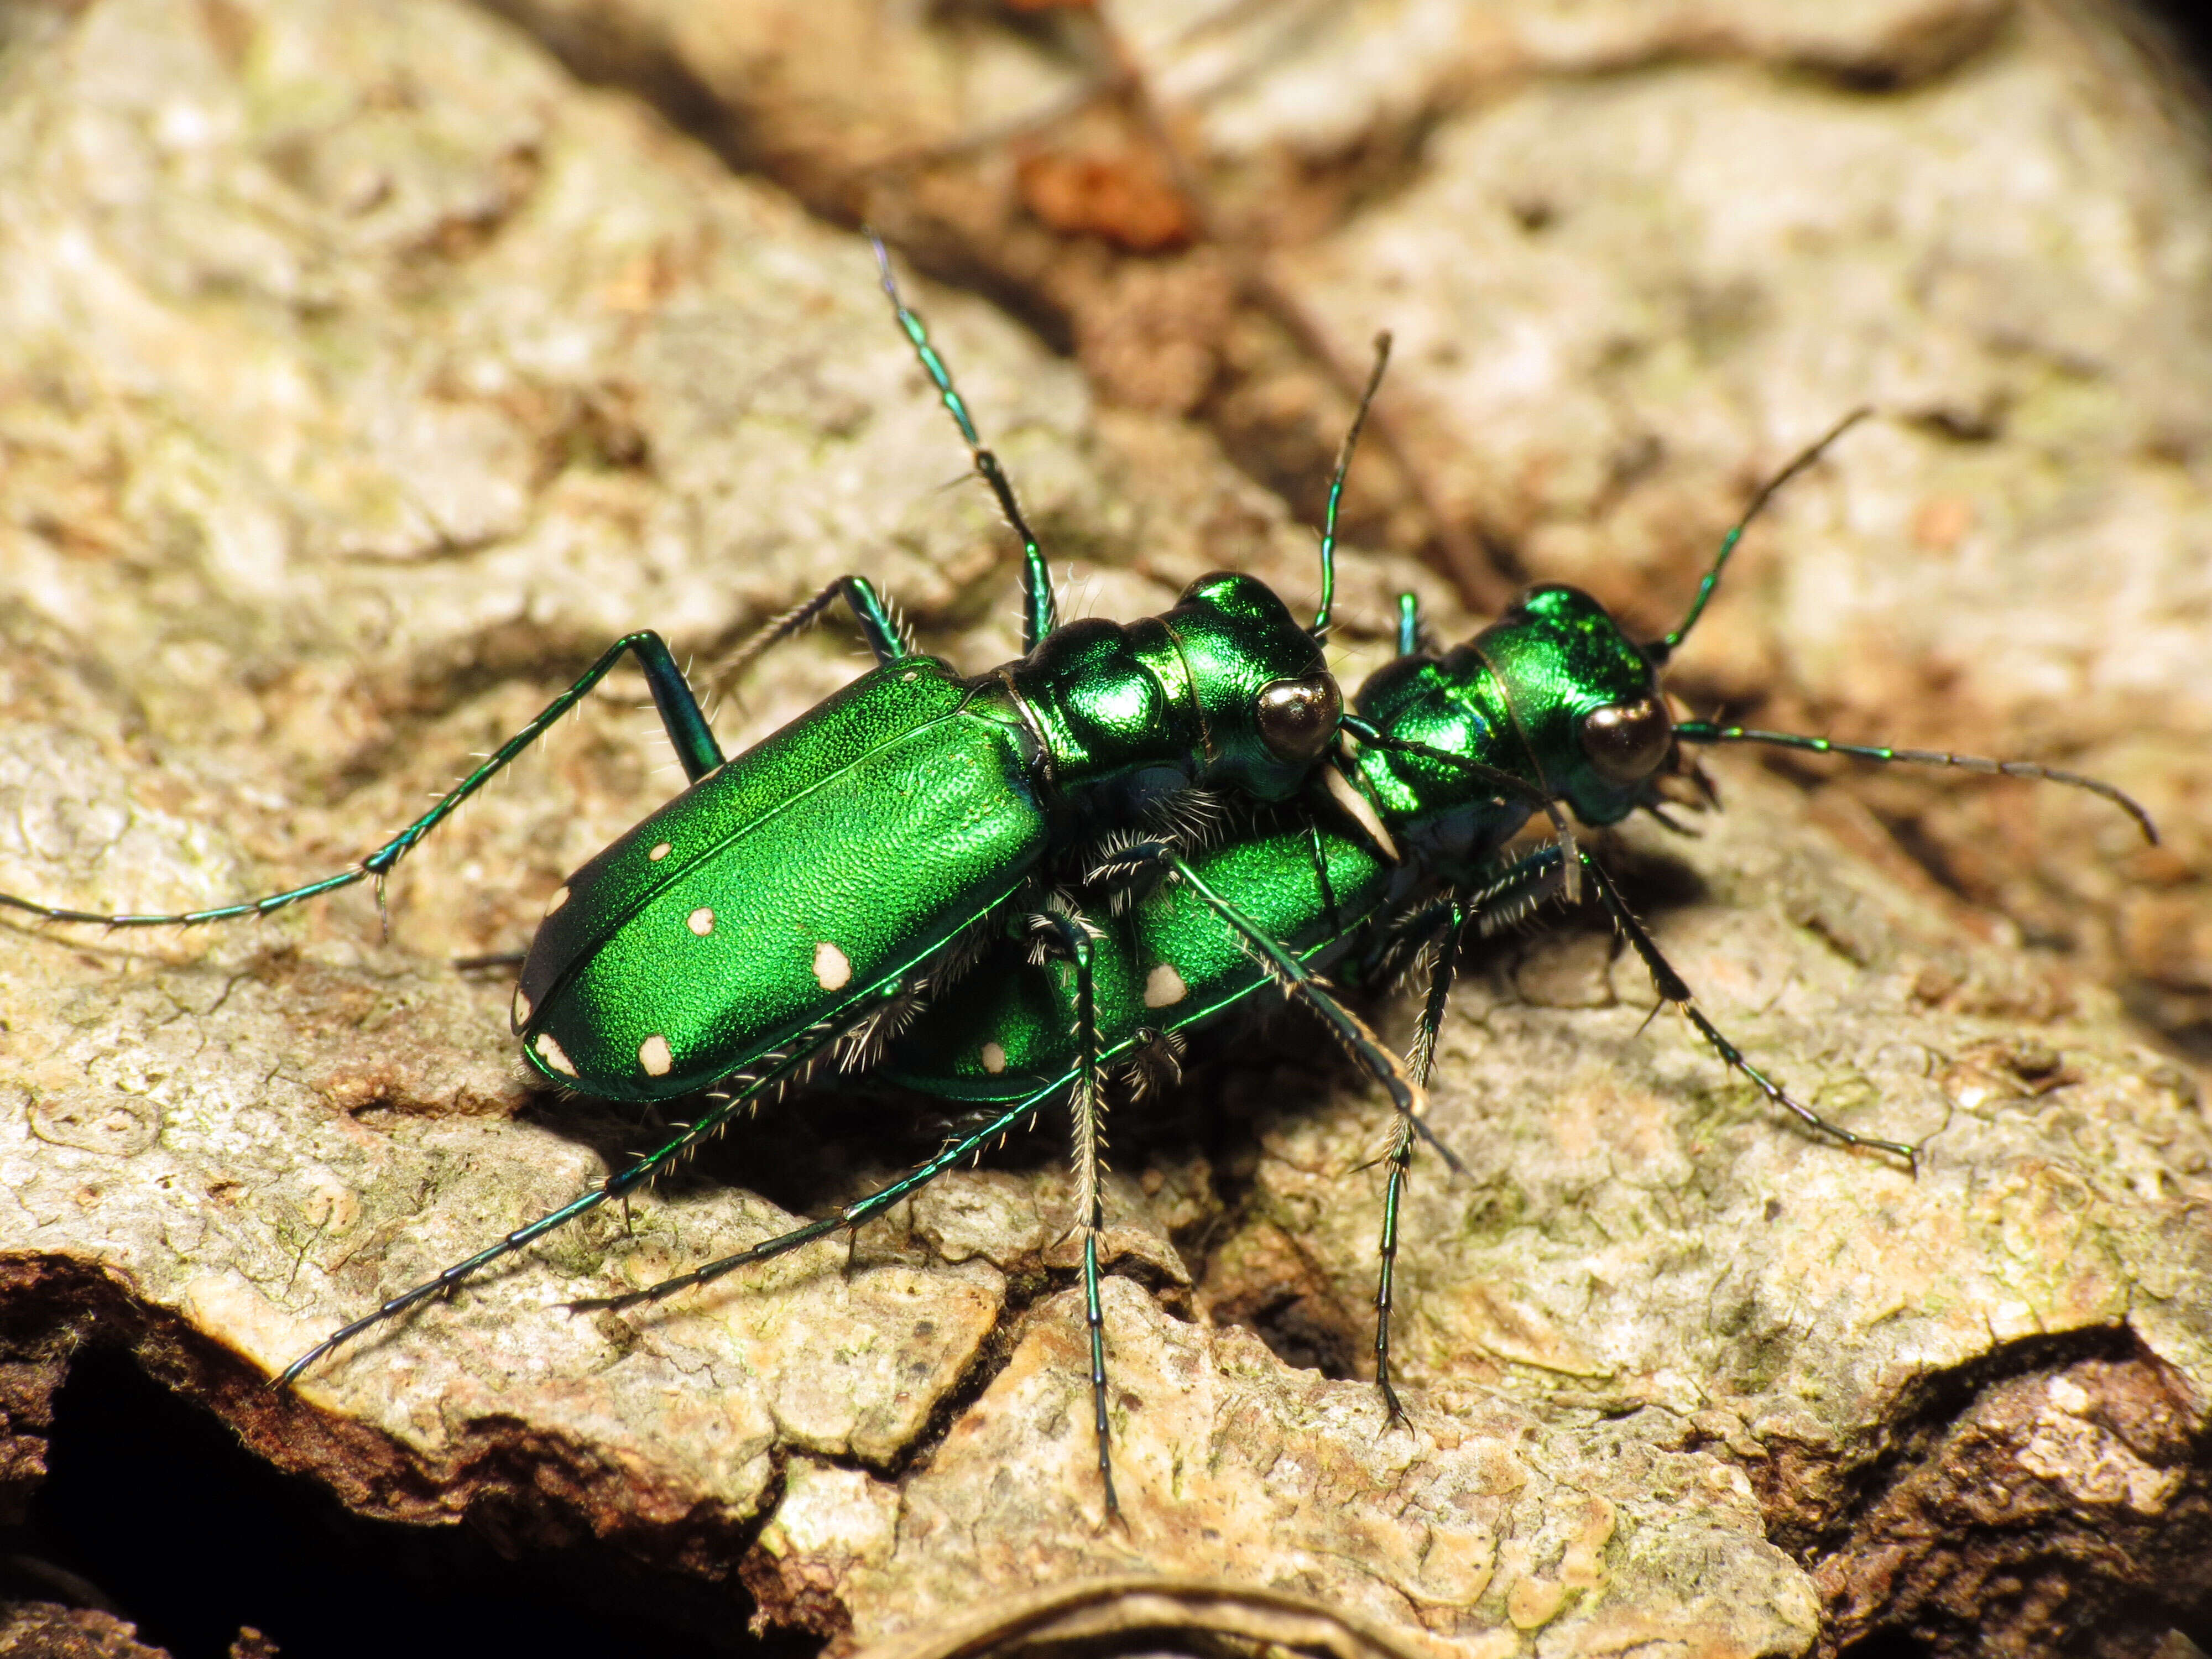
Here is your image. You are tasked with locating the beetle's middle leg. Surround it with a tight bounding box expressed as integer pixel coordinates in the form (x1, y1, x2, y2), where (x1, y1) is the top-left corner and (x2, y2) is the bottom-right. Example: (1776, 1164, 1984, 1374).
(1365, 844, 1567, 1420)
(1370, 892, 1465, 1425)
(1025, 906, 1120, 1517)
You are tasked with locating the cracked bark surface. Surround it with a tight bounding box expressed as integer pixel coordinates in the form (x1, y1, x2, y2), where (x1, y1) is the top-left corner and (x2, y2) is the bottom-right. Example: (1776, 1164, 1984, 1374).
(0, 2, 2208, 1657)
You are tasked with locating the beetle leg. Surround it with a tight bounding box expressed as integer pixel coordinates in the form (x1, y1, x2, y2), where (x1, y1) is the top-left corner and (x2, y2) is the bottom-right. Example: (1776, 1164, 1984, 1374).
(626, 628, 728, 783)
(1365, 842, 1573, 996)
(870, 236, 1058, 653)
(2, 631, 721, 933)
(703, 574, 912, 706)
(1394, 590, 1441, 658)
(1373, 891, 1467, 1424)
(451, 950, 528, 972)
(577, 1085, 1054, 1308)
(1372, 901, 1449, 1426)
(1366, 842, 1585, 1420)
(1128, 846, 1464, 1176)
(271, 1010, 872, 1385)
(583, 1080, 1130, 1509)
(1578, 849, 1919, 1168)
(1371, 1110, 1417, 1426)
(1120, 1026, 1184, 1104)
(1339, 717, 1580, 904)
(1303, 811, 1343, 938)
(1026, 906, 1119, 1517)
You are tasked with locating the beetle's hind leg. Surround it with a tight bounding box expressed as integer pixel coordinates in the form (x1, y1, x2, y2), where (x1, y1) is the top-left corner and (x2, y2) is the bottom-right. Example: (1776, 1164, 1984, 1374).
(575, 1083, 1056, 1312)
(272, 1032, 832, 1386)
(0, 630, 723, 933)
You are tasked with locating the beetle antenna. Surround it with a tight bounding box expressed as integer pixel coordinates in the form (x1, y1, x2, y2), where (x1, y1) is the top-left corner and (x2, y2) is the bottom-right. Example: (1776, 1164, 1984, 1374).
(1650, 408, 1871, 665)
(1312, 332, 1391, 641)
(1673, 722, 2158, 843)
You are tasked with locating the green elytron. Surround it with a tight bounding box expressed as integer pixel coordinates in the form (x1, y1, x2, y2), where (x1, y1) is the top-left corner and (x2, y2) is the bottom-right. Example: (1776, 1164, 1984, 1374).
(507, 565, 1338, 1104)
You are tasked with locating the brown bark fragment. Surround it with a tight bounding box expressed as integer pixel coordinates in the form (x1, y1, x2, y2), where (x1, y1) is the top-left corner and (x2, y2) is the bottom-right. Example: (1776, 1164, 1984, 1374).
(1814, 1345, 2211, 1657)
(0, 1604, 169, 1659)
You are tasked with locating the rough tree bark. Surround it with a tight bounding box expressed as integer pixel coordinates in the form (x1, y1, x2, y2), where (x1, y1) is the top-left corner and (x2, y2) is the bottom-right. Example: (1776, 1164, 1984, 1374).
(1, 2, 2208, 1656)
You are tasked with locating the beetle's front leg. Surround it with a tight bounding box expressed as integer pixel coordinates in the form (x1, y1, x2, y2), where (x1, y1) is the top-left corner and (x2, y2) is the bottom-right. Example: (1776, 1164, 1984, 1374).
(1578, 850, 1918, 1167)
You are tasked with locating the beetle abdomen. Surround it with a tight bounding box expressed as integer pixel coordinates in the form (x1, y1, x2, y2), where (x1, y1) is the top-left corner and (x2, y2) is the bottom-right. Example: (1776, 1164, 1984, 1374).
(886, 812, 1395, 1100)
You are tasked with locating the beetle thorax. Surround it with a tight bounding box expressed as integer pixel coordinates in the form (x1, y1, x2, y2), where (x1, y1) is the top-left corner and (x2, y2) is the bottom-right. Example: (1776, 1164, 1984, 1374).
(1002, 572, 1342, 809)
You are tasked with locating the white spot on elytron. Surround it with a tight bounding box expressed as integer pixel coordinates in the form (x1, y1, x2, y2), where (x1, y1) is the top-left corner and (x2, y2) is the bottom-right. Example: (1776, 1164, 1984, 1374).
(648, 842, 672, 862)
(534, 1031, 577, 1076)
(512, 985, 533, 1027)
(688, 907, 714, 936)
(901, 670, 918, 682)
(1144, 963, 1188, 1008)
(980, 1041, 1007, 1074)
(638, 1034, 673, 1077)
(544, 884, 570, 916)
(813, 940, 852, 990)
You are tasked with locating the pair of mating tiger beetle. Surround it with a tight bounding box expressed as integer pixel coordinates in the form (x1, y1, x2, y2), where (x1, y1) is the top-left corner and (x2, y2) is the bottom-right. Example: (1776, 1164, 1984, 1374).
(2, 243, 2157, 1515)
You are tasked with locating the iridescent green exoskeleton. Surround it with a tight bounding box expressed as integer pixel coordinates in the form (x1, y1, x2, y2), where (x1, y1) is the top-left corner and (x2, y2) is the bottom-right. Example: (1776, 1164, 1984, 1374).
(507, 562, 1337, 1104)
(715, 411, 2153, 1459)
(0, 246, 1416, 1500)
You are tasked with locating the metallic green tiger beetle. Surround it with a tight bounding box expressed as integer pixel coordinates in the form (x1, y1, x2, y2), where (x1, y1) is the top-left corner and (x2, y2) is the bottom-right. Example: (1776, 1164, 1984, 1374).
(0, 243, 1438, 1503)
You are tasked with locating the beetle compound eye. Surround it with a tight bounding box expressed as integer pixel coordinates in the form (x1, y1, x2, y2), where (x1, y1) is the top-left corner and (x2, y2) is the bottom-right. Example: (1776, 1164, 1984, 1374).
(1579, 696, 1671, 786)
(1255, 675, 1342, 763)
